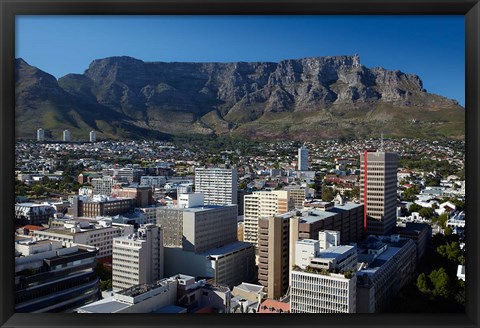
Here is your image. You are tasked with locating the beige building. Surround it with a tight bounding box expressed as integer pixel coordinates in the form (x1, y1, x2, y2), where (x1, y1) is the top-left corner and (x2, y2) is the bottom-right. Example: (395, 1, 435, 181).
(32, 218, 134, 260)
(112, 224, 164, 290)
(257, 215, 290, 299)
(243, 190, 294, 246)
(359, 151, 398, 235)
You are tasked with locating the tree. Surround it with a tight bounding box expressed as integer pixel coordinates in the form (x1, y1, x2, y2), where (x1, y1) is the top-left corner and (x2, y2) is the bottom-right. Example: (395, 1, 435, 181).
(409, 203, 423, 213)
(429, 268, 450, 298)
(444, 226, 453, 236)
(321, 186, 335, 202)
(418, 207, 434, 220)
(437, 213, 449, 229)
(416, 273, 430, 294)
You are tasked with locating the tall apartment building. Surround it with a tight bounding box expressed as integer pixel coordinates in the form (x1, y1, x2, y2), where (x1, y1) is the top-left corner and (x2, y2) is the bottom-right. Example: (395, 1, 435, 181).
(297, 145, 309, 171)
(194, 167, 238, 206)
(37, 128, 45, 142)
(243, 190, 294, 246)
(63, 129, 71, 142)
(290, 240, 357, 313)
(15, 240, 99, 312)
(91, 176, 115, 196)
(359, 151, 398, 235)
(89, 130, 96, 142)
(257, 215, 290, 299)
(112, 224, 164, 291)
(283, 186, 309, 208)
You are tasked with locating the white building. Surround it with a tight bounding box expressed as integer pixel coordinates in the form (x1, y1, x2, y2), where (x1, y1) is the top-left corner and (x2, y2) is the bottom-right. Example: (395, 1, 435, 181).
(290, 242, 357, 313)
(298, 145, 309, 171)
(194, 167, 238, 206)
(89, 130, 97, 143)
(177, 192, 204, 208)
(91, 176, 115, 196)
(243, 190, 293, 246)
(63, 129, 71, 142)
(37, 128, 45, 142)
(33, 218, 134, 259)
(112, 224, 164, 290)
(140, 176, 166, 188)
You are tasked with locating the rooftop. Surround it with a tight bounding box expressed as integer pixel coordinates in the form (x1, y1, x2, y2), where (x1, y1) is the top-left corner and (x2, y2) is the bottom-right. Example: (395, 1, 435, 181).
(202, 241, 253, 258)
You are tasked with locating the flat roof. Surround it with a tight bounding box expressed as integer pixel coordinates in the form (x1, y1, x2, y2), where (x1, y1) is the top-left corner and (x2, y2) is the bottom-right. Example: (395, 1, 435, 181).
(77, 297, 130, 313)
(300, 211, 337, 224)
(152, 305, 186, 313)
(202, 241, 253, 257)
(317, 245, 355, 259)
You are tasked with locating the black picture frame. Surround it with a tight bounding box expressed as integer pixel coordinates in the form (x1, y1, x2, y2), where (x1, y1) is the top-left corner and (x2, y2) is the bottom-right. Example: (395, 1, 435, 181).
(1, 1, 479, 327)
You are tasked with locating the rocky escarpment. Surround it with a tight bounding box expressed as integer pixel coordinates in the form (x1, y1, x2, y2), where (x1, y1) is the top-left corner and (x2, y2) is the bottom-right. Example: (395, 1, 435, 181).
(15, 55, 464, 141)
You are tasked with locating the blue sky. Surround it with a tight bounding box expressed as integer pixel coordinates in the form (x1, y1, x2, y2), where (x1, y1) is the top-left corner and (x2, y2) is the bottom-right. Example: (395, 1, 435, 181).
(16, 15, 465, 106)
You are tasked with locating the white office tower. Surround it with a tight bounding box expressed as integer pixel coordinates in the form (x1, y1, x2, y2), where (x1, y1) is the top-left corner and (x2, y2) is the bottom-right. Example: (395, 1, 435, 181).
(298, 144, 309, 171)
(37, 128, 45, 142)
(243, 190, 293, 246)
(290, 240, 357, 313)
(112, 224, 164, 291)
(194, 167, 238, 206)
(63, 129, 71, 142)
(359, 151, 398, 235)
(89, 130, 97, 142)
(318, 230, 341, 250)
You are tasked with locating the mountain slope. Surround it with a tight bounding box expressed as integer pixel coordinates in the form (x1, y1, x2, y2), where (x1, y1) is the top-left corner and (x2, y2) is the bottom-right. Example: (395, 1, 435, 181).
(15, 55, 464, 141)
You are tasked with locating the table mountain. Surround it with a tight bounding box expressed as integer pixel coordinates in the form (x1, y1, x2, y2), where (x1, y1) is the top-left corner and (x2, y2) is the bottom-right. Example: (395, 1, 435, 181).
(15, 55, 464, 141)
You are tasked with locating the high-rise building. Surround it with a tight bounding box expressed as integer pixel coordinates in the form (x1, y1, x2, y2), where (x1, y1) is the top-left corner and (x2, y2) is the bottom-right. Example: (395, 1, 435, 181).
(112, 224, 164, 291)
(290, 241, 357, 313)
(359, 151, 398, 235)
(297, 145, 309, 171)
(194, 167, 238, 206)
(257, 215, 290, 299)
(63, 129, 71, 142)
(37, 128, 45, 142)
(243, 190, 293, 246)
(89, 130, 96, 143)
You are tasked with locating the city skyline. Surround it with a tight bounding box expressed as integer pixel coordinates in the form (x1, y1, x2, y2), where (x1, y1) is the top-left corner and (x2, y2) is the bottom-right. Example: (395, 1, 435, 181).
(16, 15, 465, 106)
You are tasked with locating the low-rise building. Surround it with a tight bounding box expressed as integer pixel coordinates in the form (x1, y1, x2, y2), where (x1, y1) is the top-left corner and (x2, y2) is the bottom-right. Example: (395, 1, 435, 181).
(15, 240, 99, 313)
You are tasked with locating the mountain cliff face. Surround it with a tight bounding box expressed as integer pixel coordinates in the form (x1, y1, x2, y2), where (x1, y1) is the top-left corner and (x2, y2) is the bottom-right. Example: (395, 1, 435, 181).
(15, 55, 464, 141)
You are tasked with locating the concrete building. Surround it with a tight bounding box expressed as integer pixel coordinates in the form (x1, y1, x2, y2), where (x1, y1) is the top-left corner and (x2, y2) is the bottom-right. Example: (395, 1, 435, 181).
(15, 240, 99, 313)
(290, 241, 357, 313)
(359, 151, 398, 235)
(32, 218, 134, 260)
(298, 144, 309, 171)
(63, 129, 71, 142)
(157, 200, 254, 288)
(103, 167, 144, 184)
(91, 176, 116, 196)
(156, 204, 238, 252)
(283, 186, 311, 208)
(395, 222, 431, 263)
(140, 175, 166, 188)
(77, 274, 231, 314)
(230, 283, 266, 313)
(257, 215, 290, 299)
(356, 235, 417, 313)
(15, 203, 56, 226)
(194, 167, 238, 206)
(37, 128, 45, 142)
(112, 224, 164, 290)
(89, 130, 96, 143)
(243, 190, 294, 246)
(288, 202, 364, 281)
